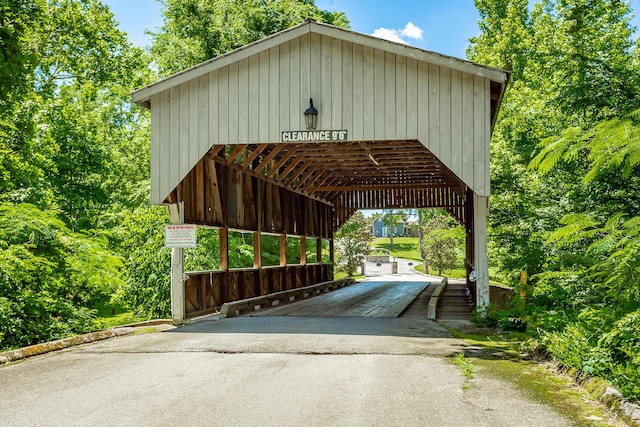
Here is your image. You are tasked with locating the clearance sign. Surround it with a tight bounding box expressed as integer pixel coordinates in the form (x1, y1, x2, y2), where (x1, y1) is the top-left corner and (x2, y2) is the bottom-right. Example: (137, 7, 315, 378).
(281, 130, 348, 142)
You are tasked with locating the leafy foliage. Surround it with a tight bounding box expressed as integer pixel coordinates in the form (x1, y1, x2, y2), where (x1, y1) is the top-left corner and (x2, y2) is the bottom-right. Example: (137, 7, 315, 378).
(470, 0, 640, 399)
(335, 212, 373, 276)
(151, 0, 349, 76)
(0, 203, 122, 349)
(113, 206, 171, 319)
(421, 214, 461, 275)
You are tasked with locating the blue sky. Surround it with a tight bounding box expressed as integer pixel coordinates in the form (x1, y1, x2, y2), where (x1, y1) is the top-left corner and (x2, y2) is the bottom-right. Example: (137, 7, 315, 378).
(104, 0, 640, 59)
(100, 1, 474, 58)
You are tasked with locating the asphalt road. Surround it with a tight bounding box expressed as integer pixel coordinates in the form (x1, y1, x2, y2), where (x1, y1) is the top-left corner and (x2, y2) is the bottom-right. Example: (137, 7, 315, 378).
(0, 272, 572, 426)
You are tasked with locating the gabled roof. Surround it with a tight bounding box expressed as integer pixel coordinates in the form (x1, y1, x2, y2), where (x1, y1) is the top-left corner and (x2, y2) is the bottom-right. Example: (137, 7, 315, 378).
(132, 19, 509, 208)
(132, 19, 507, 108)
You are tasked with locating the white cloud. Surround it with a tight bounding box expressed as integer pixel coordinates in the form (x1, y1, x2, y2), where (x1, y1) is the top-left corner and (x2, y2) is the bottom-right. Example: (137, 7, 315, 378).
(371, 22, 424, 45)
(401, 22, 423, 40)
(371, 27, 407, 44)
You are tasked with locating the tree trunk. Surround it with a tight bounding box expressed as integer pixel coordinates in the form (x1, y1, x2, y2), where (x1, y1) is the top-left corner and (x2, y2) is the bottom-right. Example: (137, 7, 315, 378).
(389, 209, 395, 248)
(418, 209, 425, 259)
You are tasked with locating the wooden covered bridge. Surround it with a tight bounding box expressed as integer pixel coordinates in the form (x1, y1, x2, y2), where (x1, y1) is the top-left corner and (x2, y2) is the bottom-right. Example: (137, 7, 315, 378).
(132, 20, 508, 323)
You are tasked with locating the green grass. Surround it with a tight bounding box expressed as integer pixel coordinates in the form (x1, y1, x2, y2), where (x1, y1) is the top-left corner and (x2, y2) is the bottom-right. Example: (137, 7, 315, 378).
(334, 272, 365, 280)
(372, 237, 422, 261)
(452, 353, 475, 390)
(445, 328, 622, 426)
(373, 237, 506, 285)
(91, 302, 146, 329)
(413, 263, 467, 278)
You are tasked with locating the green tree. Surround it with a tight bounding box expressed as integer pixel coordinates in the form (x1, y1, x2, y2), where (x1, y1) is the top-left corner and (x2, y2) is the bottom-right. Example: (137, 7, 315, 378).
(469, 0, 640, 399)
(335, 212, 373, 276)
(151, 0, 349, 76)
(421, 214, 459, 275)
(112, 206, 171, 319)
(0, 202, 123, 349)
(0, 0, 153, 345)
(381, 209, 407, 248)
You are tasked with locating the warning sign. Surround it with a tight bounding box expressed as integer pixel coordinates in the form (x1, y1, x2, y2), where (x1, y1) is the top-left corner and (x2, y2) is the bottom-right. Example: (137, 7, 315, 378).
(164, 224, 197, 248)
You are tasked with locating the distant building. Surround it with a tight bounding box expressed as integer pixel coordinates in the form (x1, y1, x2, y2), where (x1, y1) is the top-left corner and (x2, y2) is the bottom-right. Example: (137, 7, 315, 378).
(372, 217, 405, 238)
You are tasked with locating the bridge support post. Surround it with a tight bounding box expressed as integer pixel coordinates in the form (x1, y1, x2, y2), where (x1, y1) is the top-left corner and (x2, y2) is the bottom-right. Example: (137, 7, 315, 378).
(473, 194, 490, 314)
(168, 202, 186, 323)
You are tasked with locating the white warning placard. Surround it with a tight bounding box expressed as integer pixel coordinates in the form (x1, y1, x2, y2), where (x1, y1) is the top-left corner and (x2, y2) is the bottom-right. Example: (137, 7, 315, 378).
(164, 224, 197, 248)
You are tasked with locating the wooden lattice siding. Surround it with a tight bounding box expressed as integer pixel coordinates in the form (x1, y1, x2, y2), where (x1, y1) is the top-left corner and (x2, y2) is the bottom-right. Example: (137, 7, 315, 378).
(334, 186, 467, 226)
(149, 33, 494, 205)
(184, 264, 332, 317)
(169, 151, 334, 237)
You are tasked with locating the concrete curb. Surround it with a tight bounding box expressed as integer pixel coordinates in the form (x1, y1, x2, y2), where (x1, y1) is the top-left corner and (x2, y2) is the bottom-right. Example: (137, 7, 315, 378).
(0, 320, 174, 366)
(427, 277, 448, 320)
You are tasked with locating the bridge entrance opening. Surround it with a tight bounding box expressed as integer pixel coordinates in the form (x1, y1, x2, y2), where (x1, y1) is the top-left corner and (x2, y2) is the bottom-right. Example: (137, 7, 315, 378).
(132, 20, 508, 322)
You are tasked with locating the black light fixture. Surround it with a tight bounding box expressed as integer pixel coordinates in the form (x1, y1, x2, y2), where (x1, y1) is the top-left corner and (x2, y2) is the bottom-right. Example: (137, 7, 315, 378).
(304, 98, 318, 130)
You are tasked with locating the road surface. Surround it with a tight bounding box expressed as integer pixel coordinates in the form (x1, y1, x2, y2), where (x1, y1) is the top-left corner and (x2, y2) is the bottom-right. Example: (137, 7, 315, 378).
(0, 268, 571, 426)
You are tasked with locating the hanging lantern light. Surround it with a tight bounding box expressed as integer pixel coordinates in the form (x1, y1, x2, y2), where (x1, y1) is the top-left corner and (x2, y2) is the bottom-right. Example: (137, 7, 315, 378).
(304, 98, 318, 130)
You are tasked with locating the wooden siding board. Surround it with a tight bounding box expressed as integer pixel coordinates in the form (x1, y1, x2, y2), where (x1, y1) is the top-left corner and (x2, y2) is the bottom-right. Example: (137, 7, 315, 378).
(439, 66, 451, 166)
(484, 78, 492, 195)
(188, 78, 199, 169)
(238, 58, 249, 144)
(331, 37, 342, 128)
(373, 48, 385, 140)
(289, 38, 301, 132)
(279, 42, 290, 132)
(450, 70, 463, 175)
(406, 58, 418, 138)
(461, 72, 474, 188)
(269, 46, 280, 141)
(384, 51, 396, 138)
(428, 63, 440, 158)
(473, 75, 486, 195)
(150, 94, 161, 204)
(248, 55, 260, 143)
(417, 60, 429, 148)
(259, 51, 270, 143)
(352, 43, 364, 139)
(208, 69, 219, 149)
(321, 35, 332, 129)
(303, 33, 314, 131)
(342, 41, 353, 134)
(228, 62, 239, 145)
(395, 55, 407, 140)
(218, 66, 229, 145)
(169, 86, 180, 196)
(363, 46, 374, 140)
(198, 75, 209, 156)
(179, 83, 191, 185)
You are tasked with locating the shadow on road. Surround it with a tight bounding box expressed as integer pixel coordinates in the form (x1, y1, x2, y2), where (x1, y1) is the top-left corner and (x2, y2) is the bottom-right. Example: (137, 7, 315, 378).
(169, 315, 453, 339)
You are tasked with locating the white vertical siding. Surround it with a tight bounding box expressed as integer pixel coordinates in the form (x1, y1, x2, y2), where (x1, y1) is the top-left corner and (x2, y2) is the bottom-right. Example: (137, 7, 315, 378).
(351, 43, 364, 138)
(238, 58, 249, 144)
(395, 55, 407, 140)
(405, 58, 418, 139)
(269, 47, 280, 138)
(279, 43, 290, 132)
(151, 34, 496, 203)
(197, 75, 209, 157)
(150, 94, 161, 204)
(342, 41, 353, 133)
(384, 51, 396, 138)
(439, 67, 451, 166)
(450, 70, 463, 175)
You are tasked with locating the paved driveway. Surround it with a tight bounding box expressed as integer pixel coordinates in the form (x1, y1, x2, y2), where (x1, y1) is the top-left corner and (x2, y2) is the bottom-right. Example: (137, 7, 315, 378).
(0, 274, 571, 427)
